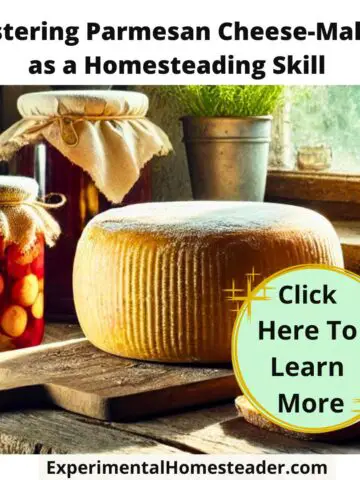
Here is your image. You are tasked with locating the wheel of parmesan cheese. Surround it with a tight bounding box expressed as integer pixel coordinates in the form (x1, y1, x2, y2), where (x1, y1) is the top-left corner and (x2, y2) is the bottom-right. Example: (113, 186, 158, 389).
(73, 202, 343, 363)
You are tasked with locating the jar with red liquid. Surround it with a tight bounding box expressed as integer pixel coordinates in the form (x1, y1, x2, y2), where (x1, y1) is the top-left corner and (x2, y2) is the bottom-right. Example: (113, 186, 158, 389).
(0, 176, 61, 351)
(0, 90, 172, 320)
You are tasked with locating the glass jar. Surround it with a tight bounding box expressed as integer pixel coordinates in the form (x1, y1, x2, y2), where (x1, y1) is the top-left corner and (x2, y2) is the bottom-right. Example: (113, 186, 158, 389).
(0, 90, 172, 320)
(0, 175, 61, 351)
(9, 142, 151, 319)
(0, 234, 45, 350)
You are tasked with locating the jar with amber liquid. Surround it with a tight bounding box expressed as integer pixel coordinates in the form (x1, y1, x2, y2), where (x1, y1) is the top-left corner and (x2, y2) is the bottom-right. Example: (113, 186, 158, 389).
(0, 90, 172, 320)
(0, 176, 62, 351)
(9, 142, 151, 319)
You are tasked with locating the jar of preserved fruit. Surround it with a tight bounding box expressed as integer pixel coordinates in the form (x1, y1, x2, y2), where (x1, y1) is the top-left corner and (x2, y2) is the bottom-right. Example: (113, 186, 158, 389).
(0, 176, 62, 351)
(0, 90, 172, 319)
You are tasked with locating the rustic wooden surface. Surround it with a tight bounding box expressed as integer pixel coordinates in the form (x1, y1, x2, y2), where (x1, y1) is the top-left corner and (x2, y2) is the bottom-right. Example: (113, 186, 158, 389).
(333, 221, 360, 273)
(0, 324, 359, 454)
(265, 170, 360, 220)
(43, 323, 84, 343)
(1, 401, 360, 454)
(266, 170, 360, 204)
(0, 330, 237, 422)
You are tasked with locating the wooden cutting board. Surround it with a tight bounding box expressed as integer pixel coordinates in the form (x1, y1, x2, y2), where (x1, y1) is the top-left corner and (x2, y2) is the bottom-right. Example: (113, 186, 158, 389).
(0, 338, 238, 421)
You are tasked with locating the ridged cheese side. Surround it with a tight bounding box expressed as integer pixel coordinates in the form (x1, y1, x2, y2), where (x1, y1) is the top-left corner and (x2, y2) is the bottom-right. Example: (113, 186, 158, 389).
(73, 206, 343, 363)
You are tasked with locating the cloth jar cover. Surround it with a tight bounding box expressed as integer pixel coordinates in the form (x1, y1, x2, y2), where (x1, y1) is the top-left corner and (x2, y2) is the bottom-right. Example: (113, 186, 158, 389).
(0, 90, 173, 203)
(0, 176, 61, 251)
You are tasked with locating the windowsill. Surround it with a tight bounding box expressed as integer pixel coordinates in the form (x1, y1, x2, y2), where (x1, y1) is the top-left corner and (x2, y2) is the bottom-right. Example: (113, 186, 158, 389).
(266, 169, 360, 272)
(266, 169, 360, 204)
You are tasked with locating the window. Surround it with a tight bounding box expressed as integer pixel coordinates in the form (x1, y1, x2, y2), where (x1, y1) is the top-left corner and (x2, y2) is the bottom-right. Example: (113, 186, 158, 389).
(270, 86, 360, 174)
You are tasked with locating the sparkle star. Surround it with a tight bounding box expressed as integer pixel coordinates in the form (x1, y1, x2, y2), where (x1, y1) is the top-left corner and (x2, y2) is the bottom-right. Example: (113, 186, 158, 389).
(224, 268, 274, 319)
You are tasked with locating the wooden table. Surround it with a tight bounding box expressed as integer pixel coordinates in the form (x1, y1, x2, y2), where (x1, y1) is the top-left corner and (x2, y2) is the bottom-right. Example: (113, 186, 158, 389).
(0, 324, 359, 454)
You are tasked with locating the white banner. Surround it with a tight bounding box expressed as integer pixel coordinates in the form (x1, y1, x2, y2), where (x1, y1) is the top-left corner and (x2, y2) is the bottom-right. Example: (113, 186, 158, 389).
(1, 0, 360, 84)
(2, 454, 360, 479)
(0, 454, 342, 479)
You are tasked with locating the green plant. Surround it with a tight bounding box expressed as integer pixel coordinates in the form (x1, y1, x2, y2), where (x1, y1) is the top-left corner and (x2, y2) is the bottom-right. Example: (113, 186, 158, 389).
(148, 85, 284, 117)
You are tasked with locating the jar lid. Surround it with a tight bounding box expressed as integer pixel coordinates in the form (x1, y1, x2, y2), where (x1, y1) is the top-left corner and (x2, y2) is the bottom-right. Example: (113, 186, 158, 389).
(0, 175, 61, 250)
(0, 176, 39, 203)
(17, 90, 149, 118)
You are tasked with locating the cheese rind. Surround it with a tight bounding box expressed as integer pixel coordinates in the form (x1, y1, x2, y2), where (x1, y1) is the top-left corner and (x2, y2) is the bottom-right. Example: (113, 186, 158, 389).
(73, 202, 344, 363)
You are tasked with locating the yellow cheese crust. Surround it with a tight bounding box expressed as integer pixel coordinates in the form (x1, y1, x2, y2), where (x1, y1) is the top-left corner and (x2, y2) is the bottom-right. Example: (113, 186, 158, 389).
(73, 202, 344, 363)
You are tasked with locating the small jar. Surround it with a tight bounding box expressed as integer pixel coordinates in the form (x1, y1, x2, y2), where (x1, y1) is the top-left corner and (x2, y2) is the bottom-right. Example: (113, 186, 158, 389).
(0, 176, 61, 351)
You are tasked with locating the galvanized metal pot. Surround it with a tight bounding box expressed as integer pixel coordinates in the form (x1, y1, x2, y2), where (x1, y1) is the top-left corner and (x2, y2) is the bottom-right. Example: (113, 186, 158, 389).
(182, 116, 272, 201)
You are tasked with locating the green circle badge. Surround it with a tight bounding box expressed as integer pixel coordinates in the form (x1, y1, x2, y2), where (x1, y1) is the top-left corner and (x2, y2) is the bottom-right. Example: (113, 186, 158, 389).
(232, 264, 360, 434)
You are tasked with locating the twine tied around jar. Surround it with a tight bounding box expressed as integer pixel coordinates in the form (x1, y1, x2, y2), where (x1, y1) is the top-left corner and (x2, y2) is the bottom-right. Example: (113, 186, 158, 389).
(24, 115, 144, 147)
(0, 177, 65, 251)
(0, 192, 67, 209)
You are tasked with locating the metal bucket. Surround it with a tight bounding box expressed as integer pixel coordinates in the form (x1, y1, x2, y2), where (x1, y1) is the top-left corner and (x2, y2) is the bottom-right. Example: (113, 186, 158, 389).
(182, 116, 272, 201)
